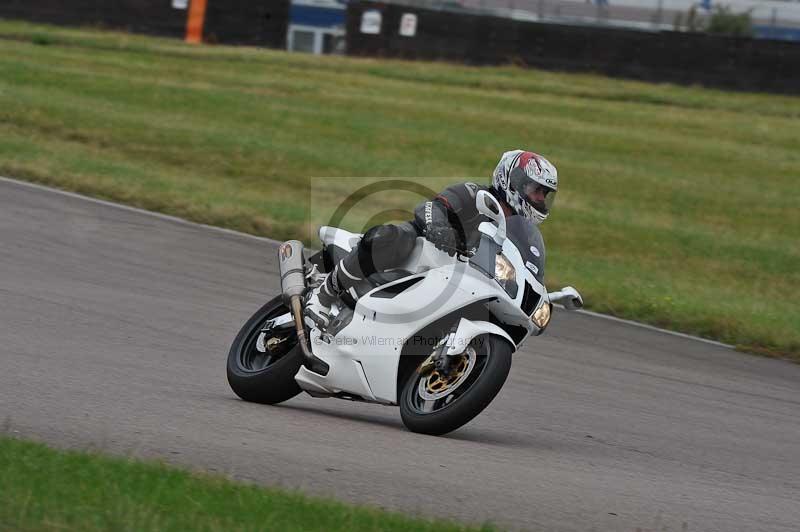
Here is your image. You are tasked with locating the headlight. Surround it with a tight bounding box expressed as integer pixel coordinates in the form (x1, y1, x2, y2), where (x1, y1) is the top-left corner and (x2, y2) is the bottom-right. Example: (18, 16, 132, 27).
(494, 254, 518, 298)
(532, 302, 552, 329)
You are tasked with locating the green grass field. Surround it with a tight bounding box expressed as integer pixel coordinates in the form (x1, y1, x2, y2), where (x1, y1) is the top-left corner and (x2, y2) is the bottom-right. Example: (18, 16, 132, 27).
(0, 436, 492, 531)
(0, 20, 798, 358)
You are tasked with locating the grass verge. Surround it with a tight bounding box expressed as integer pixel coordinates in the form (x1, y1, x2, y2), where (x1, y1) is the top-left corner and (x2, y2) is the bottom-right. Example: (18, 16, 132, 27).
(0, 436, 493, 532)
(0, 20, 797, 359)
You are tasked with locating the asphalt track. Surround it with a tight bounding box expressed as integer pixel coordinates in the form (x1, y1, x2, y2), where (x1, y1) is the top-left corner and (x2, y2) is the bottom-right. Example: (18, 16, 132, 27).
(1, 178, 799, 532)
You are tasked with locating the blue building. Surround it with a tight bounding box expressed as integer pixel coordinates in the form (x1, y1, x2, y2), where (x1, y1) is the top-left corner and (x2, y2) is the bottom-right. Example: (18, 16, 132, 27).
(288, 0, 347, 54)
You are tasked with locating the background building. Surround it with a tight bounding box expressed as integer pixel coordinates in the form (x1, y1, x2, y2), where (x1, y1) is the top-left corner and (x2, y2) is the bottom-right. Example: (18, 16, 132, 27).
(288, 0, 347, 54)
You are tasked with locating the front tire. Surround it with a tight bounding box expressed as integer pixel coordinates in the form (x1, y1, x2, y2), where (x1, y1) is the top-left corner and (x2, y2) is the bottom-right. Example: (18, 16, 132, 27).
(227, 296, 304, 405)
(399, 335, 512, 436)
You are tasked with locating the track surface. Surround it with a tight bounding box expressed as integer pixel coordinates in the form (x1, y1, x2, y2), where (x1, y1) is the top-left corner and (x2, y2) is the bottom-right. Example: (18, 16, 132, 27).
(1, 179, 799, 532)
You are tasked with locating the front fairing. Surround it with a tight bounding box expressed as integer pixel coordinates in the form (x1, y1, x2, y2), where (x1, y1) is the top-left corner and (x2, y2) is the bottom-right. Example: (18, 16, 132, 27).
(470, 215, 550, 336)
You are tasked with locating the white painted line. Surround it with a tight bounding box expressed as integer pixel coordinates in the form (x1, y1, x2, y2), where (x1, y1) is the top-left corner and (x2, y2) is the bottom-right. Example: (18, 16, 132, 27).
(572, 308, 735, 349)
(1, 175, 735, 350)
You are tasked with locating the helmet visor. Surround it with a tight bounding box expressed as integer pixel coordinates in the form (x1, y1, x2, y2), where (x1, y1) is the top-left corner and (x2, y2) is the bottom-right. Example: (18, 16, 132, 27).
(509, 168, 557, 215)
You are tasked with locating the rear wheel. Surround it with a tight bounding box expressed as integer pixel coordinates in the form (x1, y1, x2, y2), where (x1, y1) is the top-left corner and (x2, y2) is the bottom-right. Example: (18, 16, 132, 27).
(226, 296, 304, 405)
(399, 335, 512, 435)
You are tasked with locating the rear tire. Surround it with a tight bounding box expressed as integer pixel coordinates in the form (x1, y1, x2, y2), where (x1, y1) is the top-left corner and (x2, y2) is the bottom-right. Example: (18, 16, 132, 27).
(399, 335, 512, 436)
(227, 296, 304, 405)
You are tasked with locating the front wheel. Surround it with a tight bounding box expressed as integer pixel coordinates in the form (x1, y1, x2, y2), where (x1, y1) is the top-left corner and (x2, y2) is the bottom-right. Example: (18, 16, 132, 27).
(399, 335, 512, 436)
(227, 296, 304, 405)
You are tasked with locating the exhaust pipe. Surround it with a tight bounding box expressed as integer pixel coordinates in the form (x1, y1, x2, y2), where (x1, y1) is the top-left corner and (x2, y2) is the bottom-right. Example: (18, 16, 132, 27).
(278, 241, 329, 375)
(278, 240, 306, 302)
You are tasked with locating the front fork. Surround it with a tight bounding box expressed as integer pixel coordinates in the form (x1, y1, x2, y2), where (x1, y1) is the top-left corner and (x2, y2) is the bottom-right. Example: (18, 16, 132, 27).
(418, 318, 515, 377)
(418, 326, 459, 377)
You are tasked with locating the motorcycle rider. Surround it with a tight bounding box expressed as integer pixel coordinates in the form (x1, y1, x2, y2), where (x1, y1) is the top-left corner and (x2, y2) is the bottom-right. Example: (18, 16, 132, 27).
(305, 149, 559, 328)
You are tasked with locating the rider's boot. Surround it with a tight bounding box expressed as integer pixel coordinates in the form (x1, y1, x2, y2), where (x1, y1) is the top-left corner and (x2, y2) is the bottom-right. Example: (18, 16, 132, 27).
(304, 276, 337, 329)
(304, 260, 364, 330)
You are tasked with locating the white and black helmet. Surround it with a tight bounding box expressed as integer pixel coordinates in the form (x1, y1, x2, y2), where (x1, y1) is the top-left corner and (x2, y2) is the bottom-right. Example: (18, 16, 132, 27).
(492, 149, 558, 225)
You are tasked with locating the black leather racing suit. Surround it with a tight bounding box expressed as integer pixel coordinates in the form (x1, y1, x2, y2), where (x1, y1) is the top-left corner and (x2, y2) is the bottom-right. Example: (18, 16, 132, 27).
(319, 182, 498, 301)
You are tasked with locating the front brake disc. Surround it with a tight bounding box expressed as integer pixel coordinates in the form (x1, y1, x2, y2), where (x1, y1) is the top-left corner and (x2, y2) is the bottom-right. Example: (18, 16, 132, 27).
(417, 346, 477, 401)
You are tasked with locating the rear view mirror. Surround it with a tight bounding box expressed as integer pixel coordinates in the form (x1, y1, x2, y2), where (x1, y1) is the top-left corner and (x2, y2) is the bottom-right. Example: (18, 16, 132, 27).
(475, 190, 506, 245)
(481, 193, 500, 215)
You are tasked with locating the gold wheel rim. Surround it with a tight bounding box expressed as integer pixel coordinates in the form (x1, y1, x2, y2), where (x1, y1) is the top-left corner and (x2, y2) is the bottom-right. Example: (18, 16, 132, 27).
(417, 346, 477, 401)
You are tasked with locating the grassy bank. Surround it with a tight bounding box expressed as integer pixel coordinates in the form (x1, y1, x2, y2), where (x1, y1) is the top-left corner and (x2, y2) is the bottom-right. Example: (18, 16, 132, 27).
(0, 437, 492, 532)
(0, 20, 797, 358)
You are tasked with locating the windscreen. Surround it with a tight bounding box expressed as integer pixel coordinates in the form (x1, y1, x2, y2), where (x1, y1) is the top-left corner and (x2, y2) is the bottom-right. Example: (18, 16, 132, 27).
(505, 215, 546, 284)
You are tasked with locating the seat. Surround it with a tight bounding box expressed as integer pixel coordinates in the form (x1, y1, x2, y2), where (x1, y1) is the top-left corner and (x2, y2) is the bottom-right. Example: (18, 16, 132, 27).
(318, 226, 362, 253)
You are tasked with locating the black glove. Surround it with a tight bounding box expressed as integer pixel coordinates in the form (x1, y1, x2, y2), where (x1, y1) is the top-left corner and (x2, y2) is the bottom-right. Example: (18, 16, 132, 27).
(427, 225, 459, 256)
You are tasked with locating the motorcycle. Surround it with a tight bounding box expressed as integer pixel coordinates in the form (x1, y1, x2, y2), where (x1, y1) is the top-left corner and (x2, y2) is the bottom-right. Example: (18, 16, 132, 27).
(227, 191, 583, 435)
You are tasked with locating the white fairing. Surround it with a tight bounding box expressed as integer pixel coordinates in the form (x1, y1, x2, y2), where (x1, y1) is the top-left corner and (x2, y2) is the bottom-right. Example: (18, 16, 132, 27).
(444, 318, 514, 357)
(294, 235, 534, 405)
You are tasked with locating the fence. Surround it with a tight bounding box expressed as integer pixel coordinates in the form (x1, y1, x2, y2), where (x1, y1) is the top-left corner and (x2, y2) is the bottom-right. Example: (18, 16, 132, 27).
(0, 0, 188, 38)
(398, 0, 800, 40)
(0, 0, 290, 48)
(346, 0, 800, 93)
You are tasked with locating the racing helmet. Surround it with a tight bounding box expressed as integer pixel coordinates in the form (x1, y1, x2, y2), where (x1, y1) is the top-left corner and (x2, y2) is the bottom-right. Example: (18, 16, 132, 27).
(491, 150, 558, 225)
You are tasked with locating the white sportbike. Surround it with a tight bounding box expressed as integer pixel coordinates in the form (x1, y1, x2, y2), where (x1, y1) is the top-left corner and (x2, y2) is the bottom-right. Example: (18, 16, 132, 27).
(227, 191, 583, 435)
